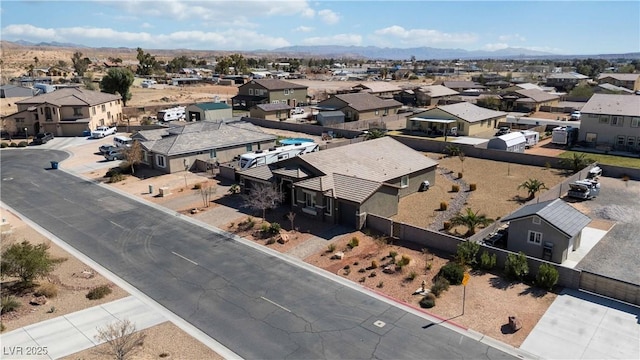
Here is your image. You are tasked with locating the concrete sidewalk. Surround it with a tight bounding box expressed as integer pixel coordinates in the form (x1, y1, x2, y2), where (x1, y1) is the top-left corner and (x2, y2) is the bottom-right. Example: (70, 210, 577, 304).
(521, 288, 640, 360)
(0, 296, 166, 360)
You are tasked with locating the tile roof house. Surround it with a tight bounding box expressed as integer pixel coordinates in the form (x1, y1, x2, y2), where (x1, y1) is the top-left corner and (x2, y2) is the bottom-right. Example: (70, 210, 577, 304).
(501, 199, 591, 263)
(3, 88, 122, 137)
(578, 94, 640, 151)
(185, 102, 232, 122)
(501, 89, 560, 112)
(408, 102, 507, 137)
(545, 72, 589, 91)
(315, 93, 402, 122)
(0, 85, 36, 98)
(232, 79, 308, 110)
(414, 85, 460, 106)
(441, 81, 486, 92)
(135, 120, 277, 174)
(249, 103, 292, 121)
(352, 82, 402, 98)
(239, 137, 438, 228)
(596, 73, 640, 92)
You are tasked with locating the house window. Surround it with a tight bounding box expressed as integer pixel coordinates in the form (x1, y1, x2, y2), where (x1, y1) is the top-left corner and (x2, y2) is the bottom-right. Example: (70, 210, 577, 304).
(249, 89, 254, 95)
(271, 100, 278, 104)
(325, 197, 333, 216)
(384, 108, 389, 115)
(598, 116, 609, 124)
(73, 107, 82, 116)
(617, 136, 625, 146)
(458, 123, 464, 131)
(627, 137, 636, 148)
(289, 89, 294, 95)
(156, 155, 166, 168)
(302, 191, 317, 215)
(532, 217, 541, 225)
(92, 107, 96, 115)
(527, 231, 542, 245)
(246, 144, 252, 151)
(101, 104, 106, 112)
(284, 89, 289, 95)
(631, 117, 639, 127)
(611, 116, 623, 126)
(400, 175, 409, 188)
(209, 149, 217, 158)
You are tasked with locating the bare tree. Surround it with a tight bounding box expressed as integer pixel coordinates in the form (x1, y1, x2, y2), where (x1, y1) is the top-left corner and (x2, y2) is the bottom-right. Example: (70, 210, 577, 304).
(287, 211, 296, 231)
(199, 183, 217, 207)
(122, 140, 143, 174)
(458, 151, 466, 173)
(94, 319, 145, 360)
(242, 182, 283, 220)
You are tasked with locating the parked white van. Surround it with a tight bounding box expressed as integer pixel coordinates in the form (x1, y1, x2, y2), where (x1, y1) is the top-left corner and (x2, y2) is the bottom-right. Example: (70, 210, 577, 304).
(114, 136, 133, 148)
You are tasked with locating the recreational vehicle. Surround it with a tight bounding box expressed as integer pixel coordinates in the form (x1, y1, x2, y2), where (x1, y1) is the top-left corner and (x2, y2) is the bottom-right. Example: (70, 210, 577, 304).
(157, 106, 186, 122)
(239, 142, 319, 170)
(567, 179, 600, 200)
(551, 126, 578, 146)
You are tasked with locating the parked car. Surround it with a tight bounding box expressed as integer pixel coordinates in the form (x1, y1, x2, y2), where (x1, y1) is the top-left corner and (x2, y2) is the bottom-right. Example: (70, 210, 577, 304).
(291, 107, 305, 115)
(570, 111, 581, 120)
(495, 126, 511, 136)
(91, 126, 117, 138)
(99, 144, 117, 154)
(104, 149, 125, 161)
(33, 132, 54, 145)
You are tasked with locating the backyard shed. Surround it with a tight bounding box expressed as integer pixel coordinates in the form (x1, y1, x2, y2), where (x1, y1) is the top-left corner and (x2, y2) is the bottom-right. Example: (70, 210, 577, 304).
(487, 132, 526, 152)
(316, 111, 345, 126)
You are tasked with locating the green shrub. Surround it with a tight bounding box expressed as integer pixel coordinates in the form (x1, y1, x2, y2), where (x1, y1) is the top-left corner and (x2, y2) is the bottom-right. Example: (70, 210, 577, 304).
(369, 271, 377, 278)
(0, 142, 8, 148)
(443, 221, 451, 230)
(456, 241, 480, 267)
(536, 263, 559, 290)
(419, 293, 436, 308)
(358, 277, 366, 283)
(348, 237, 359, 249)
(479, 250, 497, 270)
(377, 281, 384, 288)
(327, 244, 336, 253)
(109, 173, 125, 183)
(440, 201, 448, 211)
(430, 276, 450, 297)
(9, 142, 18, 148)
(260, 223, 271, 234)
(438, 262, 465, 285)
(1, 296, 21, 314)
(389, 250, 398, 258)
(469, 183, 477, 191)
(269, 222, 281, 234)
(86, 285, 112, 300)
(398, 255, 411, 267)
(17, 141, 28, 147)
(35, 283, 58, 298)
(405, 271, 418, 281)
(504, 252, 529, 281)
(228, 184, 241, 194)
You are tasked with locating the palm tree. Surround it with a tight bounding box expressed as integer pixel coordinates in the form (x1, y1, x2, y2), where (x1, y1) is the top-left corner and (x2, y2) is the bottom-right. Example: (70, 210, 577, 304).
(450, 208, 493, 237)
(518, 178, 548, 200)
(558, 153, 593, 174)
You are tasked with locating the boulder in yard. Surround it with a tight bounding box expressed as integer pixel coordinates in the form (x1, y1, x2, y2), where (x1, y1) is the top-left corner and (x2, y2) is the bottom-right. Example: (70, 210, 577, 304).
(30, 295, 48, 306)
(331, 251, 344, 260)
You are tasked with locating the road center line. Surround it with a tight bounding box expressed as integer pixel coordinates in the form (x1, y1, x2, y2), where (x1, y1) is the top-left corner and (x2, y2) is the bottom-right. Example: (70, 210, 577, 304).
(171, 251, 198, 266)
(260, 296, 291, 312)
(109, 220, 125, 229)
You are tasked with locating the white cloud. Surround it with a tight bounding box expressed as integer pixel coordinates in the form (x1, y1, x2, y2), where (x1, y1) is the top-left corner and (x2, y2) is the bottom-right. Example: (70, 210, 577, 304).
(295, 26, 314, 33)
(483, 43, 509, 51)
(302, 34, 361, 46)
(318, 9, 339, 24)
(372, 25, 477, 46)
(1, 24, 290, 50)
(140, 22, 154, 29)
(498, 33, 526, 42)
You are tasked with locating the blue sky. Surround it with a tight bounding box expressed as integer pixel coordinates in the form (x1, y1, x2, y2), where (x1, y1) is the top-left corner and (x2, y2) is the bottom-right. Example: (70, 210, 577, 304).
(1, 1, 638, 54)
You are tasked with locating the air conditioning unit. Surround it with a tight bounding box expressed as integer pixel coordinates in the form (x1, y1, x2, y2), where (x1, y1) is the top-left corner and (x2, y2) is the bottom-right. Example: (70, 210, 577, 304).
(159, 187, 171, 197)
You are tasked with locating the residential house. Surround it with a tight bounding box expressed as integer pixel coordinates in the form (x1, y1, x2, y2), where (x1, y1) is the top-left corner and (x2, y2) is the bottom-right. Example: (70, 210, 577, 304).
(595, 83, 635, 94)
(134, 120, 277, 174)
(0, 85, 36, 98)
(414, 85, 459, 106)
(315, 93, 402, 122)
(407, 102, 507, 136)
(185, 102, 232, 122)
(501, 89, 560, 112)
(249, 103, 291, 121)
(596, 73, 640, 92)
(501, 199, 591, 264)
(578, 94, 640, 151)
(545, 72, 589, 91)
(487, 132, 526, 153)
(351, 82, 402, 98)
(3, 88, 122, 137)
(440, 81, 486, 92)
(231, 79, 308, 110)
(238, 137, 438, 228)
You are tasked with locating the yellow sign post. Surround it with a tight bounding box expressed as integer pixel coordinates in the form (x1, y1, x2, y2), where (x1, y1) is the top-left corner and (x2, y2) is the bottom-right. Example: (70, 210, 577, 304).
(461, 272, 470, 315)
(462, 272, 470, 286)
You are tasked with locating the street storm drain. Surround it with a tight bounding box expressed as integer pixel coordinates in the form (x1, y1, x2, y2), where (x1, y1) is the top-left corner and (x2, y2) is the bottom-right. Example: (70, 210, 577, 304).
(2, 178, 13, 181)
(373, 320, 386, 328)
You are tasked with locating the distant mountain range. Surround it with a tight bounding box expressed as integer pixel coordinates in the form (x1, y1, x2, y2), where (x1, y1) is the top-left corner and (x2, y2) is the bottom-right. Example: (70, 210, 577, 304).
(6, 40, 640, 60)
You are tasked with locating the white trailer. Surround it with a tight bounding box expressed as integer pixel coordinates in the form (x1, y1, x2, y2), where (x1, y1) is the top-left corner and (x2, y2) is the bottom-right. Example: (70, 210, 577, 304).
(567, 179, 600, 200)
(551, 126, 578, 145)
(520, 130, 539, 148)
(239, 142, 319, 169)
(157, 106, 186, 122)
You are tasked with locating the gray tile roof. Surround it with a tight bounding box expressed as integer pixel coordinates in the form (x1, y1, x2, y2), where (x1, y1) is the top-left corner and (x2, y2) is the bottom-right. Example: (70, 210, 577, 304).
(15, 88, 121, 106)
(141, 121, 276, 156)
(250, 79, 308, 90)
(597, 83, 634, 93)
(437, 102, 507, 122)
(256, 103, 291, 111)
(417, 85, 459, 97)
(238, 164, 275, 181)
(581, 94, 640, 116)
(501, 199, 591, 237)
(321, 93, 402, 111)
(548, 72, 589, 80)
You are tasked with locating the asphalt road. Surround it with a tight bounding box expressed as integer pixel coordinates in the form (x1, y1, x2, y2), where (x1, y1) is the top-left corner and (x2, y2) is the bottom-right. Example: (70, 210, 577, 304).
(0, 149, 518, 360)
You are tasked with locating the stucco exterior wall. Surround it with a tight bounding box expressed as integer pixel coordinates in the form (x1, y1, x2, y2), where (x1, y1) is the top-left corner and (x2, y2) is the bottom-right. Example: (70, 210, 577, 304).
(506, 216, 570, 263)
(579, 113, 640, 149)
(360, 186, 399, 218)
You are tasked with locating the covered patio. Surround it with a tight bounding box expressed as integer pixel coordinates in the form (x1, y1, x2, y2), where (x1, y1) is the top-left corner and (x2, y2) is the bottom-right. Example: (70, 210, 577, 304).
(407, 117, 457, 138)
